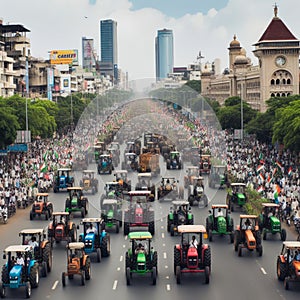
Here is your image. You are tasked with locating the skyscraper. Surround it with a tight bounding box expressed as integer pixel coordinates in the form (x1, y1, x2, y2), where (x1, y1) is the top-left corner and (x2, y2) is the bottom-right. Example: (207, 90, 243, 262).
(155, 29, 174, 80)
(100, 19, 118, 66)
(82, 37, 95, 70)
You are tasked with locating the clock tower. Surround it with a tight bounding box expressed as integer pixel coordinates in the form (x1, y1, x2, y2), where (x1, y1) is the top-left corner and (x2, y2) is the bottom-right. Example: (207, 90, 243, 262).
(253, 5, 300, 111)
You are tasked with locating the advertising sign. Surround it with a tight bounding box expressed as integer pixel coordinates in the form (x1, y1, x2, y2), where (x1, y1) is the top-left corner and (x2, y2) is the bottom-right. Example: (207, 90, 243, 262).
(50, 50, 78, 65)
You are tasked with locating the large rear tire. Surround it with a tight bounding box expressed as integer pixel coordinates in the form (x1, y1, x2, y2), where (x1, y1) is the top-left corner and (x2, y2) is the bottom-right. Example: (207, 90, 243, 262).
(176, 266, 181, 284)
(277, 258, 287, 281)
(126, 267, 131, 285)
(29, 263, 39, 288)
(204, 266, 210, 284)
(174, 248, 181, 275)
(152, 266, 157, 285)
(101, 235, 110, 257)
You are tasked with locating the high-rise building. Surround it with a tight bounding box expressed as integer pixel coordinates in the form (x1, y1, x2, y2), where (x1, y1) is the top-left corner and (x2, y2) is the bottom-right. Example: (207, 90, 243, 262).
(155, 29, 174, 80)
(82, 37, 96, 70)
(100, 19, 117, 66)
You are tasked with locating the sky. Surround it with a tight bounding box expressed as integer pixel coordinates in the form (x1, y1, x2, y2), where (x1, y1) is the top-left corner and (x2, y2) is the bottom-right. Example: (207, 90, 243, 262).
(2, 0, 300, 80)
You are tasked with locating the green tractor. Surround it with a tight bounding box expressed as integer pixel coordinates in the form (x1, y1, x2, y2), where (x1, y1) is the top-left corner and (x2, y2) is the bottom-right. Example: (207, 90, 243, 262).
(125, 231, 157, 285)
(206, 204, 234, 243)
(65, 187, 89, 218)
(226, 183, 247, 212)
(208, 165, 227, 189)
(101, 199, 122, 233)
(167, 201, 194, 236)
(259, 203, 286, 241)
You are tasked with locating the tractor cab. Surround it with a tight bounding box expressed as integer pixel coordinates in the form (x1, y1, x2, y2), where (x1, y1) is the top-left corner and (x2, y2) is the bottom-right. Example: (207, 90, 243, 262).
(167, 151, 182, 170)
(200, 155, 211, 175)
(135, 173, 155, 201)
(80, 170, 98, 195)
(122, 153, 138, 171)
(65, 187, 88, 218)
(227, 183, 247, 211)
(98, 154, 113, 174)
(208, 165, 227, 188)
(30, 192, 53, 220)
(101, 199, 122, 233)
(53, 168, 73, 193)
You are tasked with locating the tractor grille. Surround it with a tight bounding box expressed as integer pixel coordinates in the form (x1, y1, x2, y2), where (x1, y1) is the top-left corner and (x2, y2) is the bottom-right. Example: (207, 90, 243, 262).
(68, 264, 78, 272)
(188, 257, 198, 267)
(249, 241, 255, 247)
(55, 229, 63, 237)
(85, 241, 93, 249)
(273, 224, 280, 230)
(137, 263, 145, 271)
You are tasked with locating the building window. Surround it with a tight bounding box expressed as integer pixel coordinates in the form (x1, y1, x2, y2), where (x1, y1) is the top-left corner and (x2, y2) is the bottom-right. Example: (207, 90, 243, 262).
(271, 79, 275, 85)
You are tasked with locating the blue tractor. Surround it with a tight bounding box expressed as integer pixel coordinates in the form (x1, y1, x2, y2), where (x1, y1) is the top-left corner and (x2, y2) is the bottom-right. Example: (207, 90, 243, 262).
(53, 168, 74, 193)
(78, 218, 111, 263)
(0, 245, 40, 298)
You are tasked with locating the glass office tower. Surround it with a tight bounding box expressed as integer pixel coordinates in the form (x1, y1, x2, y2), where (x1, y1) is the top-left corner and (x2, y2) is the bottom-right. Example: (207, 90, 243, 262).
(155, 29, 174, 80)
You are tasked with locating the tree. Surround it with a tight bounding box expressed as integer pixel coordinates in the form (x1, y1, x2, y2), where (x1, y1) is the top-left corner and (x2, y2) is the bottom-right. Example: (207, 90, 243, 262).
(184, 80, 201, 93)
(0, 99, 20, 148)
(272, 100, 300, 152)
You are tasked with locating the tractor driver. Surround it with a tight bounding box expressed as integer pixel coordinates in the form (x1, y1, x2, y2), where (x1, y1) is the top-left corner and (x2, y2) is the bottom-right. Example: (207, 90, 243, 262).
(216, 208, 224, 217)
(189, 235, 198, 249)
(242, 218, 252, 230)
(86, 223, 97, 234)
(135, 243, 145, 254)
(16, 252, 25, 266)
(28, 236, 39, 249)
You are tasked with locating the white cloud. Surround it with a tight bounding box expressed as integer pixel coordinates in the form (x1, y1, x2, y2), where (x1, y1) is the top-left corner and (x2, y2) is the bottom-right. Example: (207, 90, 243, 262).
(1, 0, 300, 80)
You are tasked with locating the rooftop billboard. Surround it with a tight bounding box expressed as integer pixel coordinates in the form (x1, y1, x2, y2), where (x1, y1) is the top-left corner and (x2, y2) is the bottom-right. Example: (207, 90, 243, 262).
(50, 49, 78, 65)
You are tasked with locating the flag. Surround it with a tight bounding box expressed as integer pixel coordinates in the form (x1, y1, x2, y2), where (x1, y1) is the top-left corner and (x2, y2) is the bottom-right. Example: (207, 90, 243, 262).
(288, 167, 293, 176)
(275, 184, 281, 195)
(257, 186, 264, 193)
(275, 161, 283, 171)
(256, 165, 264, 173)
(272, 168, 277, 177)
(40, 163, 47, 173)
(259, 173, 265, 182)
(267, 175, 272, 183)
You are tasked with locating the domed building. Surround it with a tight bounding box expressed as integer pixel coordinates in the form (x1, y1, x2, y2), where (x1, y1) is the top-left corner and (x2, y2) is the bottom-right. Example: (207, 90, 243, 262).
(201, 5, 300, 112)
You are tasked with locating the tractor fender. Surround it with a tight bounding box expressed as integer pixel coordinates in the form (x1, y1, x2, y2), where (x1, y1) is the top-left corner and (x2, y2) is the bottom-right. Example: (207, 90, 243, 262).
(27, 259, 36, 270)
(40, 241, 48, 249)
(101, 230, 107, 239)
(68, 222, 74, 231)
(48, 223, 54, 230)
(254, 225, 259, 231)
(236, 225, 241, 231)
(168, 213, 174, 220)
(82, 255, 89, 266)
(279, 255, 286, 263)
(175, 244, 181, 251)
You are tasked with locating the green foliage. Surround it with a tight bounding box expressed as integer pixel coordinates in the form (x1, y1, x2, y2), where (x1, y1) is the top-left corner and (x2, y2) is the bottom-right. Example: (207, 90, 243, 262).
(272, 100, 300, 152)
(184, 80, 201, 93)
(244, 188, 269, 215)
(224, 96, 241, 107)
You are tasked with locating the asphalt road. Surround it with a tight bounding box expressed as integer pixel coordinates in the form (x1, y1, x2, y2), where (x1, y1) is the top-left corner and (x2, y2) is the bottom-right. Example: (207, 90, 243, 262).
(0, 153, 299, 300)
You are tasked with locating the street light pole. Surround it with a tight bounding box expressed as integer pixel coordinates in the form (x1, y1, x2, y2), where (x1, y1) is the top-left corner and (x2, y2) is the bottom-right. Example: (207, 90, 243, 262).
(25, 98, 28, 132)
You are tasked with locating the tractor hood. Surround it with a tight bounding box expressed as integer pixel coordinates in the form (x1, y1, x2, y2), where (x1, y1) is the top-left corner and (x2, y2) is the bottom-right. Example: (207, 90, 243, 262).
(85, 232, 95, 241)
(245, 229, 256, 249)
(270, 216, 280, 225)
(237, 193, 245, 200)
(217, 216, 227, 233)
(10, 265, 23, 278)
(71, 197, 78, 205)
(137, 252, 146, 263)
(107, 210, 114, 219)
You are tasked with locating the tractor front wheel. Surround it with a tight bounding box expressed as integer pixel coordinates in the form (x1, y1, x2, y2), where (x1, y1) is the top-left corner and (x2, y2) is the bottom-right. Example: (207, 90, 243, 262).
(0, 284, 6, 299)
(281, 229, 287, 241)
(126, 267, 131, 285)
(25, 282, 31, 299)
(152, 266, 157, 285)
(176, 266, 181, 284)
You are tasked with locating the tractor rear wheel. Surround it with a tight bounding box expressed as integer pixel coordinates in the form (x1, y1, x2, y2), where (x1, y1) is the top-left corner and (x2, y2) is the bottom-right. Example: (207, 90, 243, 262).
(25, 282, 31, 298)
(43, 243, 52, 272)
(204, 266, 210, 284)
(81, 207, 85, 218)
(1, 266, 9, 284)
(101, 235, 110, 257)
(0, 284, 6, 298)
(170, 224, 175, 236)
(234, 230, 240, 251)
(126, 267, 131, 285)
(124, 222, 130, 236)
(84, 258, 91, 280)
(176, 266, 181, 284)
(29, 263, 39, 288)
(152, 266, 157, 285)
(81, 271, 85, 286)
(152, 251, 158, 269)
(41, 261, 47, 277)
(61, 272, 66, 287)
(96, 248, 101, 263)
(203, 247, 211, 269)
(277, 258, 287, 281)
(174, 248, 181, 275)
(281, 229, 287, 241)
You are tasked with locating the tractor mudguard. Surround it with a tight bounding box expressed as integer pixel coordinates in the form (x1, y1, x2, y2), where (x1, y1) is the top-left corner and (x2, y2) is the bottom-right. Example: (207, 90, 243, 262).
(188, 213, 193, 220)
(175, 244, 181, 251)
(101, 231, 107, 238)
(27, 259, 36, 270)
(169, 213, 174, 220)
(40, 240, 47, 249)
(279, 255, 286, 263)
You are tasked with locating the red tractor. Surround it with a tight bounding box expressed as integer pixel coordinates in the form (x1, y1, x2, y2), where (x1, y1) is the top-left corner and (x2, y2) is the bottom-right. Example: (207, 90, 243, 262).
(123, 191, 155, 236)
(47, 212, 77, 246)
(174, 225, 211, 284)
(30, 193, 53, 220)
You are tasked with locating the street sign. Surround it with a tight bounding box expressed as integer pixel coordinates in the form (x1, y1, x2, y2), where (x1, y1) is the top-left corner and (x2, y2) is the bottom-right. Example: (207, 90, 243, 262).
(7, 144, 28, 152)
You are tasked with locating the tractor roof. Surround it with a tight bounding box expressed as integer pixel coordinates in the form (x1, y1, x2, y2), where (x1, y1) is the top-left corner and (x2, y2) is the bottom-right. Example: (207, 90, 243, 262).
(106, 181, 119, 186)
(170, 151, 180, 154)
(83, 170, 95, 174)
(57, 168, 72, 172)
(172, 200, 189, 206)
(178, 225, 206, 233)
(125, 152, 137, 156)
(102, 199, 118, 205)
(240, 214, 257, 219)
(162, 177, 176, 180)
(231, 183, 246, 186)
(283, 241, 300, 249)
(128, 191, 151, 196)
(81, 217, 103, 223)
(137, 173, 151, 178)
(115, 170, 128, 174)
(67, 187, 83, 191)
(4, 245, 33, 253)
(19, 229, 44, 235)
(212, 204, 228, 209)
(262, 203, 279, 207)
(187, 166, 199, 169)
(52, 211, 70, 216)
(68, 242, 85, 250)
(201, 154, 211, 157)
(36, 192, 49, 197)
(128, 231, 152, 240)
(100, 154, 111, 158)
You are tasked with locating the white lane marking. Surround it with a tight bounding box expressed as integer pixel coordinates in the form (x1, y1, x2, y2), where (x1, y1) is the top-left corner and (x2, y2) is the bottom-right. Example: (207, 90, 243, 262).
(160, 218, 163, 222)
(162, 233, 165, 239)
(163, 252, 167, 259)
(261, 267, 267, 275)
(117, 267, 120, 271)
(51, 280, 58, 290)
(161, 226, 164, 229)
(120, 256, 123, 262)
(165, 265, 168, 269)
(125, 236, 128, 240)
(112, 280, 118, 290)
(166, 284, 171, 291)
(163, 243, 165, 247)
(166, 276, 169, 279)
(123, 244, 126, 248)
